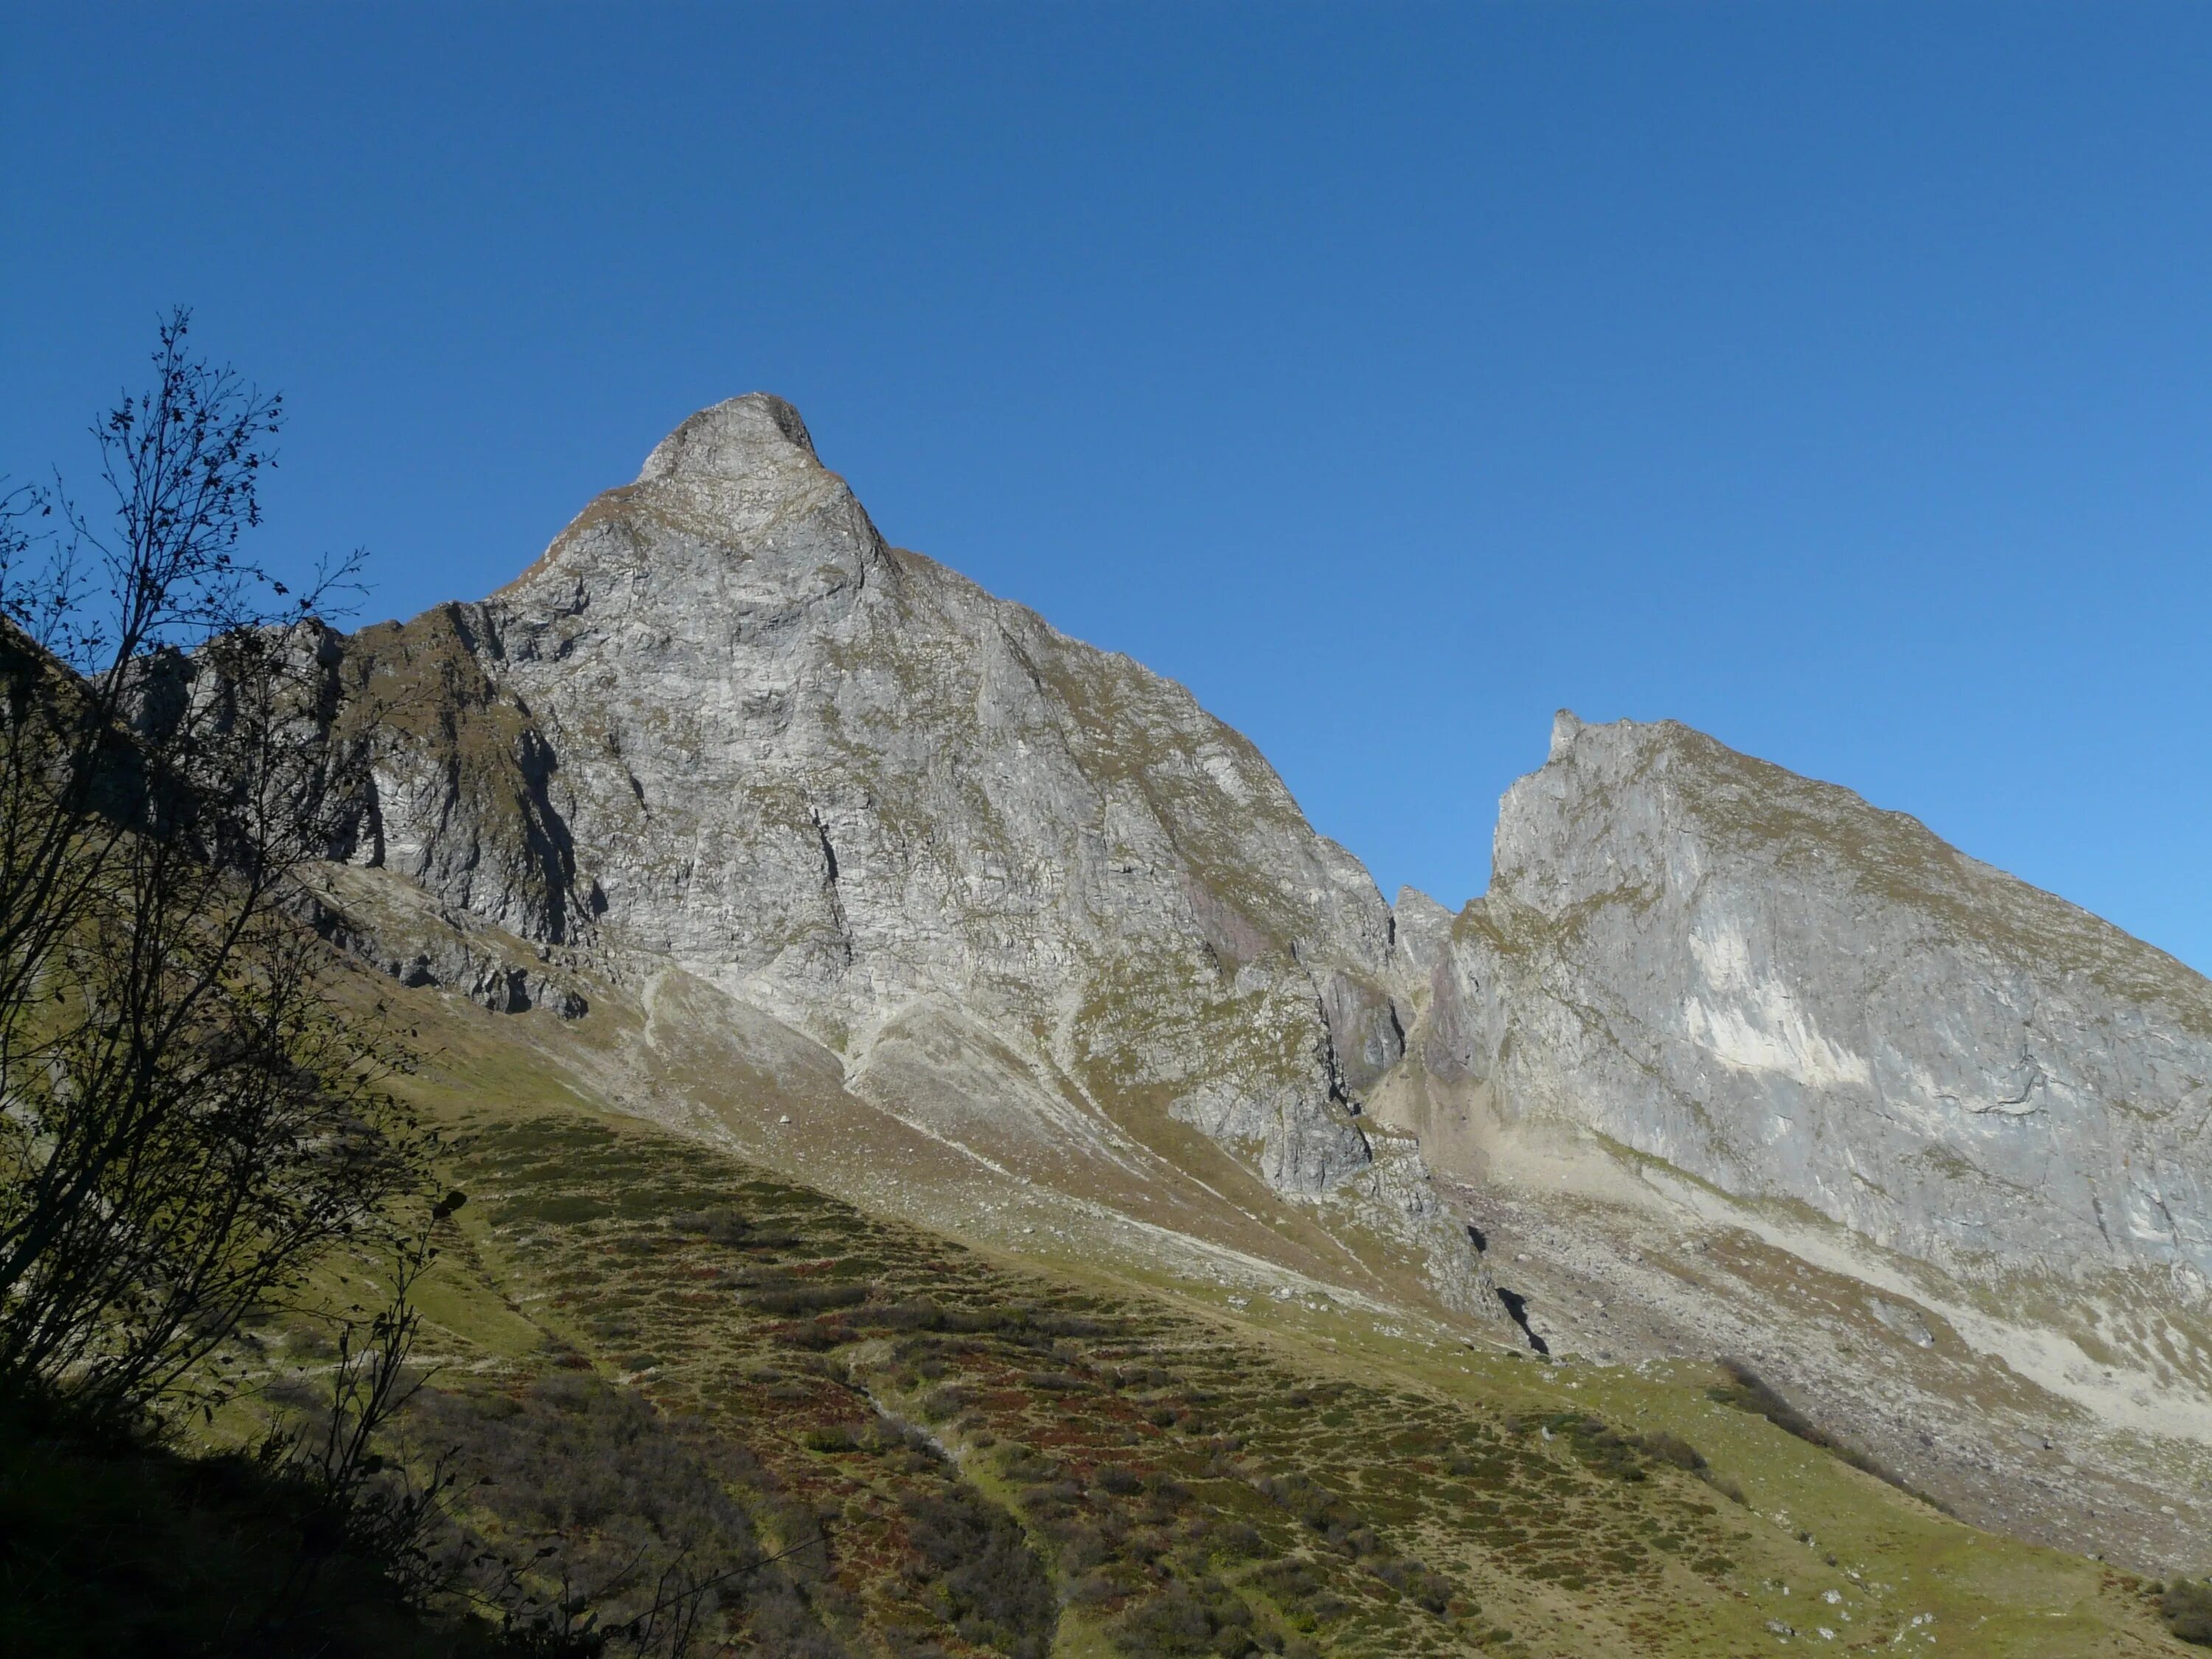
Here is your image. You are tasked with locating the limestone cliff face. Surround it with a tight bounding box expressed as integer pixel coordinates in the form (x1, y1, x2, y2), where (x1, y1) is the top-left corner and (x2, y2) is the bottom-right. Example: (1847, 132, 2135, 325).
(327, 395, 1428, 1209)
(319, 394, 2212, 1338)
(1428, 711, 2212, 1293)
(300, 408, 2212, 1550)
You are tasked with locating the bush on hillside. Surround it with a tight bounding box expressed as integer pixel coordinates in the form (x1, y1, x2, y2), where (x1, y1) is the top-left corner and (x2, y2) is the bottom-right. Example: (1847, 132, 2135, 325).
(898, 1486, 1057, 1659)
(2161, 1578, 2212, 1646)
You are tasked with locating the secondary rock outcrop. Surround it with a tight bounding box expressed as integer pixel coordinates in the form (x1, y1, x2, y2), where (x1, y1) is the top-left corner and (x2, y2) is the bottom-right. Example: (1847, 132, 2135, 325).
(1423, 710, 2211, 1295)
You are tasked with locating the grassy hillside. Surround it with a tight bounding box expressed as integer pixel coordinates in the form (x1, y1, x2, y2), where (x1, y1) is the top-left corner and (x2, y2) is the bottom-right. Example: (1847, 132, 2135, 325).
(257, 983, 2191, 1659)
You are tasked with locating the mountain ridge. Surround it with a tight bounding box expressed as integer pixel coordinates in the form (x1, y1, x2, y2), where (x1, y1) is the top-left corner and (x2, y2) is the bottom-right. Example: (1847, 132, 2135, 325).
(297, 393, 2210, 1581)
(310, 393, 1495, 1335)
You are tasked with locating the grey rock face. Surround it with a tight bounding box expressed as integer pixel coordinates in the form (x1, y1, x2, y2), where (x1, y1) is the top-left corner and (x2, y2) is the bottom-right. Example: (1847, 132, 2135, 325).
(303, 865, 590, 1019)
(1389, 887, 1455, 983)
(1432, 711, 2212, 1292)
(321, 397, 1484, 1298)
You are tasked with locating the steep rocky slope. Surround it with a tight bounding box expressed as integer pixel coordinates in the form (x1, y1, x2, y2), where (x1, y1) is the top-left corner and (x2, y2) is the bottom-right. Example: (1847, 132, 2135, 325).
(1430, 710, 2210, 1290)
(310, 394, 1486, 1322)
(1377, 712, 2212, 1569)
(298, 395, 2211, 1591)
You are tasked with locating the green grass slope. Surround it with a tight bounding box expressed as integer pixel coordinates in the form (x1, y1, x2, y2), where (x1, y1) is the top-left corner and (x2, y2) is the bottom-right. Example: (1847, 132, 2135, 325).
(317, 985, 2191, 1659)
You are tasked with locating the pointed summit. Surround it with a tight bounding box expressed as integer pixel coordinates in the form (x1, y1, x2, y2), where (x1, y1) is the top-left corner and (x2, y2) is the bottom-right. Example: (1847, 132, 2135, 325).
(636, 393, 819, 485)
(490, 392, 874, 611)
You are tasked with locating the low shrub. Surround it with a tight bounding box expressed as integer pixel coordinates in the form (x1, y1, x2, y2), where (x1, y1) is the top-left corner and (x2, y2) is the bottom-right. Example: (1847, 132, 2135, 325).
(1635, 1430, 1707, 1472)
(899, 1487, 1057, 1659)
(1070, 1569, 1122, 1607)
(408, 1374, 846, 1655)
(1110, 1579, 1258, 1658)
(1540, 1412, 1647, 1481)
(771, 1320, 851, 1351)
(1018, 1479, 1086, 1516)
(667, 1206, 752, 1244)
(916, 1384, 972, 1423)
(1023, 1371, 1087, 1391)
(1248, 1554, 1324, 1608)
(748, 1281, 872, 1315)
(2161, 1578, 2212, 1646)
(858, 1298, 943, 1331)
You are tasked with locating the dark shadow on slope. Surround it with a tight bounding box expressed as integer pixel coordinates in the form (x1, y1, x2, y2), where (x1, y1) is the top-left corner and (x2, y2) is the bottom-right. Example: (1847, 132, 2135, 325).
(0, 1388, 509, 1658)
(1495, 1288, 1548, 1355)
(1707, 1360, 1953, 1515)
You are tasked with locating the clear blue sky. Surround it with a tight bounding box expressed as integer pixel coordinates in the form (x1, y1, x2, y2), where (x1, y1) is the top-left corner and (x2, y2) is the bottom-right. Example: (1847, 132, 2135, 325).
(7, 5, 2211, 969)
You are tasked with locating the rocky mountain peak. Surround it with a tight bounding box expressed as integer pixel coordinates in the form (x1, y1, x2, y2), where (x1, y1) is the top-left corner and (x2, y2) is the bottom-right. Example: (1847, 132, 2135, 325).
(487, 392, 872, 613)
(314, 403, 1493, 1318)
(635, 392, 820, 484)
(300, 415, 2212, 1571)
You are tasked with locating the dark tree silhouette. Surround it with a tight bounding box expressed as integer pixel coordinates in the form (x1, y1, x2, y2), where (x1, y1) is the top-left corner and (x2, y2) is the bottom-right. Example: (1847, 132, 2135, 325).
(0, 310, 416, 1425)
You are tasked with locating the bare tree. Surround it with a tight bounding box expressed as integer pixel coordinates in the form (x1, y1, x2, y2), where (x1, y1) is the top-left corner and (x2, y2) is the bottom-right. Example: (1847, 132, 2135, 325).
(0, 310, 417, 1424)
(250, 1208, 463, 1631)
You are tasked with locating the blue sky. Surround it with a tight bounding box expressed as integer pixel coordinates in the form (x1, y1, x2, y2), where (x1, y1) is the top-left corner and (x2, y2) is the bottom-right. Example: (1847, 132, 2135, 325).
(7, 4, 2211, 968)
